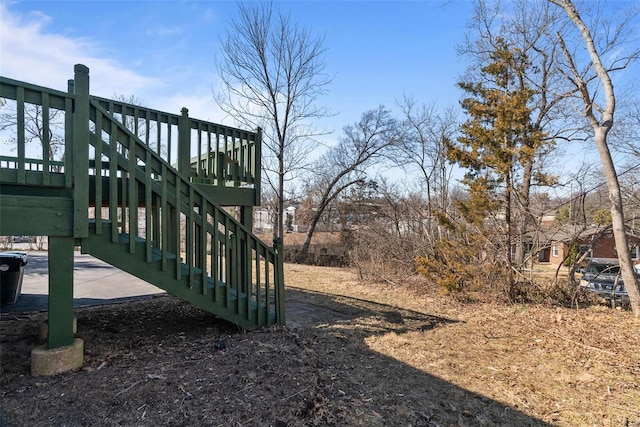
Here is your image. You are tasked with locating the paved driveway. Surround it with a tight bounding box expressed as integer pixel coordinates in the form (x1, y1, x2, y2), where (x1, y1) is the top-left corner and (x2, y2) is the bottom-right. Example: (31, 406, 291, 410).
(1, 251, 164, 314)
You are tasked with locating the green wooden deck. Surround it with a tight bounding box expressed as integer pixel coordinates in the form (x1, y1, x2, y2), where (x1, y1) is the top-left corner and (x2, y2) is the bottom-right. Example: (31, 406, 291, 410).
(0, 65, 285, 350)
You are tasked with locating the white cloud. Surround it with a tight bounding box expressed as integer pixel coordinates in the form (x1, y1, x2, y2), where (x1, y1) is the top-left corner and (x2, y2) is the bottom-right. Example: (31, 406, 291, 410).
(0, 3, 280, 136)
(0, 4, 228, 125)
(0, 4, 159, 97)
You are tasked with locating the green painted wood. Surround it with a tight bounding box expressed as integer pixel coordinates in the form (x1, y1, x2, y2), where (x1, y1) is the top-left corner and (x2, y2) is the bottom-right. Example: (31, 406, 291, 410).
(274, 238, 286, 325)
(174, 178, 181, 281)
(0, 76, 70, 108)
(254, 128, 262, 205)
(81, 225, 274, 330)
(0, 194, 73, 236)
(41, 92, 51, 186)
(186, 185, 194, 288)
(128, 133, 137, 255)
(212, 207, 220, 303)
(145, 150, 153, 263)
(48, 236, 75, 349)
(191, 183, 257, 206)
(161, 164, 169, 272)
(199, 206, 207, 295)
(232, 232, 241, 316)
(109, 118, 119, 244)
(143, 109, 151, 152)
(65, 79, 74, 189)
(186, 131, 259, 192)
(16, 86, 25, 185)
(178, 107, 190, 176)
(72, 64, 90, 239)
(94, 110, 103, 235)
(93, 91, 260, 206)
(0, 168, 66, 187)
(224, 216, 232, 310)
(85, 85, 278, 330)
(243, 232, 252, 319)
(264, 249, 271, 325)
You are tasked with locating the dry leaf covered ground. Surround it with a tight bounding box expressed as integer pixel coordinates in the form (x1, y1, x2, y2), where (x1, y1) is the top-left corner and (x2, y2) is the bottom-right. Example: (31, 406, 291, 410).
(1, 263, 639, 426)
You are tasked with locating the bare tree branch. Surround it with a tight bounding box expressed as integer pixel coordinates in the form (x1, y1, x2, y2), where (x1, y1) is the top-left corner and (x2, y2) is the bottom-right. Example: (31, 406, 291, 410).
(215, 1, 332, 239)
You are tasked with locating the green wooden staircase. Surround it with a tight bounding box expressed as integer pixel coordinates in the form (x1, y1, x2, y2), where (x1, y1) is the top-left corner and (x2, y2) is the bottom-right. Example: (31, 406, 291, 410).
(0, 65, 285, 349)
(81, 221, 282, 329)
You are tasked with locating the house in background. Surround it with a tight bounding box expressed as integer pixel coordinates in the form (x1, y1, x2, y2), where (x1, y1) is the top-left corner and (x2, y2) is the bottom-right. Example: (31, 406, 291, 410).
(541, 226, 640, 267)
(253, 205, 298, 234)
(254, 208, 274, 234)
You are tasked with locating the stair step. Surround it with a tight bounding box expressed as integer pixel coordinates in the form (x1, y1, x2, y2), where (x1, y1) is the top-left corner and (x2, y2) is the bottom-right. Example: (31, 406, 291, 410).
(81, 225, 275, 329)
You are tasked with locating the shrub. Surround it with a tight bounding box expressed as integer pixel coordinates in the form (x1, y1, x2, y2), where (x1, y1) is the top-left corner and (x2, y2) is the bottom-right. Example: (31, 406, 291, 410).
(415, 235, 510, 298)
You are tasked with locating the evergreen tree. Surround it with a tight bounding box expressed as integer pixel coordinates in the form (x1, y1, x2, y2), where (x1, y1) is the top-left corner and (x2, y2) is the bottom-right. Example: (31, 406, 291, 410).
(449, 38, 546, 288)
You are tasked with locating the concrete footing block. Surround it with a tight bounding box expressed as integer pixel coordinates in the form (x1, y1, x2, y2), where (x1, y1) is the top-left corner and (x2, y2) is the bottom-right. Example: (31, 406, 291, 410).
(31, 338, 84, 376)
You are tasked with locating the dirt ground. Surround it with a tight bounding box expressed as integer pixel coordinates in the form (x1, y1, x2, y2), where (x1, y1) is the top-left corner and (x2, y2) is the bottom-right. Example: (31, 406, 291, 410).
(1, 264, 639, 426)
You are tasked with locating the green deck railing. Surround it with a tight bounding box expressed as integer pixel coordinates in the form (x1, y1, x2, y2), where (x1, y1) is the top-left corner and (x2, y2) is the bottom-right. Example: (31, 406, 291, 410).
(1, 73, 261, 199)
(90, 95, 261, 200)
(0, 75, 74, 188)
(0, 65, 284, 329)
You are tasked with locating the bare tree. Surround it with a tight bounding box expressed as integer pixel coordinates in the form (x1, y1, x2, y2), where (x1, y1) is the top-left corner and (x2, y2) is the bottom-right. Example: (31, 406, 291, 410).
(549, 0, 640, 316)
(346, 179, 426, 284)
(0, 100, 65, 161)
(299, 107, 400, 254)
(395, 96, 458, 220)
(1, 93, 146, 162)
(111, 94, 147, 135)
(394, 97, 459, 258)
(613, 97, 640, 159)
(215, 1, 332, 239)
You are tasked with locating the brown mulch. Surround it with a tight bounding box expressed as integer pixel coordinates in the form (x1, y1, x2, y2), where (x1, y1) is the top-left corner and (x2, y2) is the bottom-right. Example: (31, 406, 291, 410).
(1, 264, 639, 426)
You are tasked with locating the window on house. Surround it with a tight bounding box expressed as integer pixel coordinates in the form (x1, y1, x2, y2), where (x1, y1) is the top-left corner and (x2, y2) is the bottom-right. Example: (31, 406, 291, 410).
(552, 244, 558, 257)
(631, 245, 639, 260)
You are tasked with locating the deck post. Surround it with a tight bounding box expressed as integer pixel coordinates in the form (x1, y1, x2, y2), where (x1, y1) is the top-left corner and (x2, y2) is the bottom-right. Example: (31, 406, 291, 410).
(72, 64, 90, 238)
(47, 236, 75, 349)
(273, 238, 286, 325)
(65, 79, 74, 189)
(30, 235, 83, 375)
(240, 206, 254, 232)
(254, 128, 262, 206)
(178, 107, 191, 176)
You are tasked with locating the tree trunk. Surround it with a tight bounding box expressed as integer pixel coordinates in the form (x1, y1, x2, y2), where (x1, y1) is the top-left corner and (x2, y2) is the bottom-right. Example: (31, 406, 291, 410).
(275, 149, 285, 241)
(514, 158, 534, 267)
(506, 168, 514, 293)
(550, 0, 640, 316)
(594, 127, 640, 315)
(301, 207, 324, 255)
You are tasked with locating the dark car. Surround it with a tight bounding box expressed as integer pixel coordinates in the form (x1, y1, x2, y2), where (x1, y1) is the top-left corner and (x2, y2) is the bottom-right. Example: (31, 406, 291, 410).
(579, 258, 635, 301)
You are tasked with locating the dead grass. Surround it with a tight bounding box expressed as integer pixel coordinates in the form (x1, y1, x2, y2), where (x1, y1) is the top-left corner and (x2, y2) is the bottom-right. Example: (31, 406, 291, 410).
(284, 263, 640, 426)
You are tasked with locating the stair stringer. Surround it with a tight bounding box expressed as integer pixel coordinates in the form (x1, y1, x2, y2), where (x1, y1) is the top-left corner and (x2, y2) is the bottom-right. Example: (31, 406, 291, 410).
(80, 225, 272, 330)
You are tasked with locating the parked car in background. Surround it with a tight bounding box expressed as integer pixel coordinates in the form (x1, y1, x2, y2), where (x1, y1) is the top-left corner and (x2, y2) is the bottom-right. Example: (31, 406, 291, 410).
(579, 258, 635, 302)
(11, 236, 35, 243)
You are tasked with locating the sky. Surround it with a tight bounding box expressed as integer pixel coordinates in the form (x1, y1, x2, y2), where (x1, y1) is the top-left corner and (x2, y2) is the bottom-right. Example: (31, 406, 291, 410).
(0, 0, 472, 132)
(0, 0, 637, 192)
